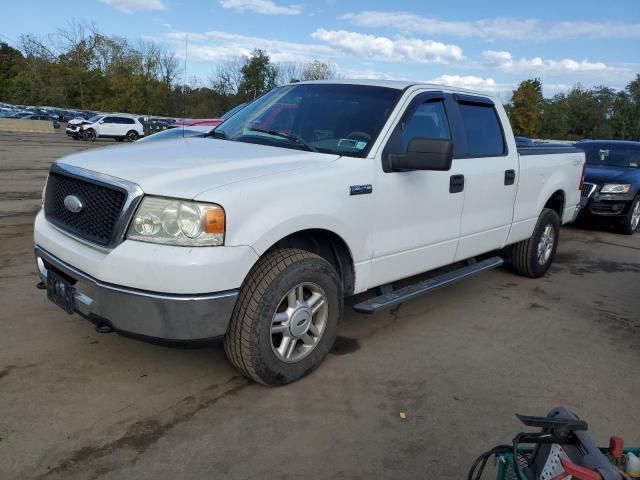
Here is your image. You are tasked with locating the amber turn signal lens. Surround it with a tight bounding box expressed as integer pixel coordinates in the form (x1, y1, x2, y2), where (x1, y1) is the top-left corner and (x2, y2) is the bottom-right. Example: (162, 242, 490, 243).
(203, 207, 225, 234)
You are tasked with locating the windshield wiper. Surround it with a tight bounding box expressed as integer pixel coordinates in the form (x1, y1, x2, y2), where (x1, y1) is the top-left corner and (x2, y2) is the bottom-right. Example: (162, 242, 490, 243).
(246, 127, 317, 152)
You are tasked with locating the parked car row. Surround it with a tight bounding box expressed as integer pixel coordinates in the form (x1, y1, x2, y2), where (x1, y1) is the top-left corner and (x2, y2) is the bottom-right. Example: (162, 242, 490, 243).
(0, 108, 61, 129)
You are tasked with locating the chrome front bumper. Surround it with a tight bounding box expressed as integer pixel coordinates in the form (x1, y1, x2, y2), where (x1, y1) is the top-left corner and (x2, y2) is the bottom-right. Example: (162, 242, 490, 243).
(35, 246, 239, 341)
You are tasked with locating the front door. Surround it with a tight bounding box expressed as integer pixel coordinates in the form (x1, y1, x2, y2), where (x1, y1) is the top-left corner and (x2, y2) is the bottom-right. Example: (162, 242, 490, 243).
(368, 91, 464, 289)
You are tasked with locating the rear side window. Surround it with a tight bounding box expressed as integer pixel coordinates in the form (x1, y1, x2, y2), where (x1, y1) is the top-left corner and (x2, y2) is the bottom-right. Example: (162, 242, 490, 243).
(122, 117, 135, 124)
(458, 103, 505, 156)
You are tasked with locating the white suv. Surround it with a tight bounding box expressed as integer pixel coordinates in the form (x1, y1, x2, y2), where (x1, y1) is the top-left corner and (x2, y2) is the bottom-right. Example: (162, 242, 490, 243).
(69, 114, 145, 142)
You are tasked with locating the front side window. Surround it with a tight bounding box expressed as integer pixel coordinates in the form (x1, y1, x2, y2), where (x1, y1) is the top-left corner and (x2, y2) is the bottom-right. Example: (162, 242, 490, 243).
(385, 100, 451, 156)
(458, 103, 505, 157)
(213, 84, 402, 157)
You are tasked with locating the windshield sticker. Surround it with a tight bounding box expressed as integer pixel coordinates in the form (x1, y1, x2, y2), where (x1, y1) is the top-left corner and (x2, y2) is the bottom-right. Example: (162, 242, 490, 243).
(338, 138, 358, 148)
(355, 141, 368, 150)
(599, 149, 609, 161)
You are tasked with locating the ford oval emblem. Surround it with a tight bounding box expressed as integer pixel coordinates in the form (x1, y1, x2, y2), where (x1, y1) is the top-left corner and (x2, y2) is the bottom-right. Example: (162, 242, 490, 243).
(63, 195, 83, 213)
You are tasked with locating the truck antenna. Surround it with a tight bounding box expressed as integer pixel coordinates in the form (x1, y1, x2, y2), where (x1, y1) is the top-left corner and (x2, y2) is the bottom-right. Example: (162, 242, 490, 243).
(183, 34, 188, 138)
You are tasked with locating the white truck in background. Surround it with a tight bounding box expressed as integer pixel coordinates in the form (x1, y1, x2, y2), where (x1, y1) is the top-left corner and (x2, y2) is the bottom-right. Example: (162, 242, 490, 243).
(35, 80, 585, 385)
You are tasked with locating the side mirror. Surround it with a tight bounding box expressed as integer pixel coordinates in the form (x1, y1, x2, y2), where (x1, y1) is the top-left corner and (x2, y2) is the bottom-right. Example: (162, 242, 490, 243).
(390, 138, 453, 171)
(98, 120, 104, 124)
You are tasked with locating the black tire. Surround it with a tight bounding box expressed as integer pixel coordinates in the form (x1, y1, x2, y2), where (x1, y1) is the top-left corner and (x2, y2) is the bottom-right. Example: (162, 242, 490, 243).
(126, 130, 139, 142)
(83, 129, 96, 141)
(511, 208, 560, 278)
(620, 196, 640, 235)
(224, 248, 343, 386)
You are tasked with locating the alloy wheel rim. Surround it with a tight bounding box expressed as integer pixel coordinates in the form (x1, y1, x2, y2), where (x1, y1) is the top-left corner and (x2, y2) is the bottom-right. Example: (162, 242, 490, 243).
(270, 282, 328, 363)
(537, 224, 555, 265)
(631, 200, 640, 231)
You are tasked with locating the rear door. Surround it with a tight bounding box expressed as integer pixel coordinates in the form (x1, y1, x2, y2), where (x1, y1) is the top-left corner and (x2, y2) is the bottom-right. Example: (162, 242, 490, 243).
(449, 95, 518, 261)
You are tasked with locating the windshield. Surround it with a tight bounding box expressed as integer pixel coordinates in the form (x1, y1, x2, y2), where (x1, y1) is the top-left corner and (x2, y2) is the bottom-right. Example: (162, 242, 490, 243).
(87, 115, 102, 123)
(221, 103, 246, 120)
(214, 84, 402, 157)
(580, 143, 640, 168)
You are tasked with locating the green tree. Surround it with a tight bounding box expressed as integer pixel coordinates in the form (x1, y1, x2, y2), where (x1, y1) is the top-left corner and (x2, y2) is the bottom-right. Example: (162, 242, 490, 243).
(507, 79, 543, 137)
(539, 94, 569, 140)
(237, 49, 277, 102)
(0, 42, 26, 101)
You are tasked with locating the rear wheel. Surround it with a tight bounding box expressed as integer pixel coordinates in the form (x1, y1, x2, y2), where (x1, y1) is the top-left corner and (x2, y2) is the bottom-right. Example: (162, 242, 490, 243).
(621, 196, 640, 235)
(126, 130, 139, 142)
(511, 208, 560, 278)
(224, 248, 342, 385)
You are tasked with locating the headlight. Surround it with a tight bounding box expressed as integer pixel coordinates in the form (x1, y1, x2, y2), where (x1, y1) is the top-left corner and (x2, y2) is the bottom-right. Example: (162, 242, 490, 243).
(126, 196, 225, 246)
(600, 184, 631, 194)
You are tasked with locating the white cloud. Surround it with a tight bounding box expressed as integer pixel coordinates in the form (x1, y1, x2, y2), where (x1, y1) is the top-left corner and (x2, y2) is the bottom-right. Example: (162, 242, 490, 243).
(166, 31, 335, 64)
(428, 75, 501, 93)
(99, 0, 166, 13)
(219, 0, 301, 15)
(482, 50, 615, 74)
(311, 29, 464, 64)
(337, 68, 407, 81)
(165, 29, 463, 65)
(341, 11, 640, 41)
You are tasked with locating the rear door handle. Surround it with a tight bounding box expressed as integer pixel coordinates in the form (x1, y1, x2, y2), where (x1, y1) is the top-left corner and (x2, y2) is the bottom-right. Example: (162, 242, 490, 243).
(450, 174, 464, 193)
(504, 169, 516, 185)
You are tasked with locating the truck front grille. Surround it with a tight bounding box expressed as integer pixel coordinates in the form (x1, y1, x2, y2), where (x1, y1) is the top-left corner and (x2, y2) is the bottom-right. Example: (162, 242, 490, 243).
(44, 172, 127, 246)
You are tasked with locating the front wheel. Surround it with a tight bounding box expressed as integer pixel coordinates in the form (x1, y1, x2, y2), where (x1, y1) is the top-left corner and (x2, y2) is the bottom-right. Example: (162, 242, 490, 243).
(224, 248, 342, 385)
(83, 129, 96, 141)
(621, 196, 640, 235)
(510, 208, 560, 278)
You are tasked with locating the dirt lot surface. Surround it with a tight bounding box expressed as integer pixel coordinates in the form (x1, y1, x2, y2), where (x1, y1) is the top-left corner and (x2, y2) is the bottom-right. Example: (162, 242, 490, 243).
(1, 130, 639, 480)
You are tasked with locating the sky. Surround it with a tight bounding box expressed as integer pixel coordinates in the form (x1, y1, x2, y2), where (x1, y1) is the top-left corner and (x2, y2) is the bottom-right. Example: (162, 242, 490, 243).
(2, 0, 639, 99)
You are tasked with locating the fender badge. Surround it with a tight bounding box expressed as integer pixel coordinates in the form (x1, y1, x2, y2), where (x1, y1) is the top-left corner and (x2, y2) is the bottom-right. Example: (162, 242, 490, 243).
(350, 184, 373, 196)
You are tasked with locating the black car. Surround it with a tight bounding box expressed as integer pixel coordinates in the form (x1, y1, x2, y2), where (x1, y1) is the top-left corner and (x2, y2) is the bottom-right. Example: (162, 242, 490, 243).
(575, 140, 640, 234)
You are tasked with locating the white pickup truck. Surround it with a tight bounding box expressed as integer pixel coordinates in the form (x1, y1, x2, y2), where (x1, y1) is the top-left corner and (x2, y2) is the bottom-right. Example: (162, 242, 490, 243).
(35, 80, 585, 385)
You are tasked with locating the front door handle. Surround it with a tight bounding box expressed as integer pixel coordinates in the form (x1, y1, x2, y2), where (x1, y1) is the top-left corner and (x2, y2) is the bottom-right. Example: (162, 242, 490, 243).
(504, 169, 516, 185)
(450, 174, 464, 193)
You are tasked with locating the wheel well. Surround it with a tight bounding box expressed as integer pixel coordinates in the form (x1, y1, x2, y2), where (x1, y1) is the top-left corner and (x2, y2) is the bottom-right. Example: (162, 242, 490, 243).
(544, 190, 565, 220)
(271, 229, 355, 296)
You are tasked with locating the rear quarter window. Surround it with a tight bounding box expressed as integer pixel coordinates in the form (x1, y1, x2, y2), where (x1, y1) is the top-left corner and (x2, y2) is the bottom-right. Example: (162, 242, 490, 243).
(458, 103, 505, 157)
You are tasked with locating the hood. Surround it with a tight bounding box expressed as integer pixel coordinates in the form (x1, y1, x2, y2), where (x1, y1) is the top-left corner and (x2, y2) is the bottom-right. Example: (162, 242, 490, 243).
(585, 164, 640, 185)
(57, 138, 339, 199)
(68, 118, 88, 125)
